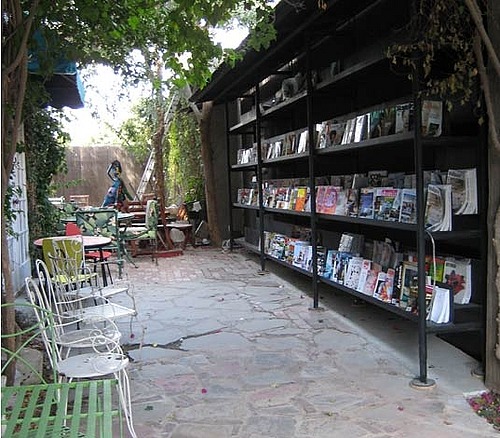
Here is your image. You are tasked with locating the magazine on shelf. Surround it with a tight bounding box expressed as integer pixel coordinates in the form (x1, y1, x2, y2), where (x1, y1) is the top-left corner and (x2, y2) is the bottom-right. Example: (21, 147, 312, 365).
(354, 114, 369, 143)
(323, 249, 336, 279)
(399, 189, 417, 224)
(362, 268, 380, 296)
(369, 110, 383, 139)
(374, 188, 400, 221)
(321, 186, 338, 215)
(332, 252, 352, 284)
(426, 285, 451, 324)
(345, 188, 359, 217)
(424, 184, 452, 231)
(315, 186, 328, 213)
(344, 257, 364, 289)
(356, 259, 372, 293)
(443, 258, 472, 304)
(297, 130, 309, 153)
(421, 100, 443, 137)
(395, 103, 413, 134)
(381, 107, 396, 136)
(294, 187, 308, 211)
(447, 168, 478, 215)
(368, 170, 388, 187)
(330, 121, 346, 145)
(358, 188, 375, 219)
(316, 121, 332, 149)
(341, 118, 356, 144)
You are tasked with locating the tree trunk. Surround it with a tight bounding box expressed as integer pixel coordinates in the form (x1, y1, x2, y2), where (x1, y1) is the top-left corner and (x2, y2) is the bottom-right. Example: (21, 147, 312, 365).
(485, 0, 500, 390)
(1, 0, 39, 385)
(200, 101, 222, 247)
(153, 104, 174, 250)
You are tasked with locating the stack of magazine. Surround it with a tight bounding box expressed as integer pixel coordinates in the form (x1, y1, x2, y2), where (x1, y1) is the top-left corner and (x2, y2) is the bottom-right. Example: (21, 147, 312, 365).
(424, 184, 452, 231)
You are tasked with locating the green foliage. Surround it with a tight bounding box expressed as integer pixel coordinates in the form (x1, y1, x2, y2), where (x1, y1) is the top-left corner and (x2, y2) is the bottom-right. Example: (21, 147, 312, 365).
(118, 98, 155, 163)
(387, 0, 482, 110)
(23, 79, 69, 253)
(28, 0, 276, 88)
(167, 108, 204, 204)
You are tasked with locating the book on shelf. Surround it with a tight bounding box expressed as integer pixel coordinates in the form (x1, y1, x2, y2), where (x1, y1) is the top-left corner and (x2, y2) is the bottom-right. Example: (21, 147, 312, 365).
(399, 188, 417, 224)
(426, 285, 451, 324)
(358, 188, 375, 219)
(399, 261, 418, 310)
(421, 100, 443, 137)
(443, 258, 472, 304)
(424, 184, 452, 232)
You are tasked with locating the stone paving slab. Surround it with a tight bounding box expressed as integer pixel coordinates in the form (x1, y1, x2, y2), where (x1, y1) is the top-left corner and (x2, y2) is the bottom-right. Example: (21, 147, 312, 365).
(110, 246, 495, 437)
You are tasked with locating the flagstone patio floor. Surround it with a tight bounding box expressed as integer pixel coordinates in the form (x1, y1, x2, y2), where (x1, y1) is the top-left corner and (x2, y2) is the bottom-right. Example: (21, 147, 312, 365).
(108, 246, 494, 437)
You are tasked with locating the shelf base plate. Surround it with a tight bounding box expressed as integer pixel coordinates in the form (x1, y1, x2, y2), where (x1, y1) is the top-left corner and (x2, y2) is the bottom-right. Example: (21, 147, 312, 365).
(410, 377, 436, 390)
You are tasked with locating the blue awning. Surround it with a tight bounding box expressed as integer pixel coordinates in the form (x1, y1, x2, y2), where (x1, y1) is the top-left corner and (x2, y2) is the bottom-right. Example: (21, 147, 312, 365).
(28, 30, 85, 109)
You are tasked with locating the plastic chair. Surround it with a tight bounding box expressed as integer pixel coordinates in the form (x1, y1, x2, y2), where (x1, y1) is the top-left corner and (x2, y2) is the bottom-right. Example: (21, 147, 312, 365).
(41, 237, 128, 300)
(23, 281, 137, 438)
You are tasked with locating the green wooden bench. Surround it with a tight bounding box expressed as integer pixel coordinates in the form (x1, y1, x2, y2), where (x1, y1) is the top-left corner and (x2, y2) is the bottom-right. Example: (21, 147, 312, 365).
(1, 302, 125, 437)
(1, 379, 122, 437)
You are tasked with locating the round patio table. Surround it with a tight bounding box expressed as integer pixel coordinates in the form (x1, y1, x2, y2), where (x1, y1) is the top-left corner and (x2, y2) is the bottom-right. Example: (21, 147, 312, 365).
(34, 235, 111, 249)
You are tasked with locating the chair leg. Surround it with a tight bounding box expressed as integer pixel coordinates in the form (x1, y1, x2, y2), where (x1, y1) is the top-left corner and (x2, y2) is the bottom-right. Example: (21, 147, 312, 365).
(115, 369, 137, 438)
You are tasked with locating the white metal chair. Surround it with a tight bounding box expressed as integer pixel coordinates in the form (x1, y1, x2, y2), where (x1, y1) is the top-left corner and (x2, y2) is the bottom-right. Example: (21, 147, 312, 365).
(25, 278, 137, 438)
(26, 271, 122, 359)
(35, 257, 137, 327)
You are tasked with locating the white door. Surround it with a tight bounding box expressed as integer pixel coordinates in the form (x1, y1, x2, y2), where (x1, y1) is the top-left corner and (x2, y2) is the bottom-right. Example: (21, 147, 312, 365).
(7, 152, 31, 294)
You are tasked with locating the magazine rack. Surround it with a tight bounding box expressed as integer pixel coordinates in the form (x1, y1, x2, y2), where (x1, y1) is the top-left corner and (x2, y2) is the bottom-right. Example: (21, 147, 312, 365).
(194, 0, 486, 387)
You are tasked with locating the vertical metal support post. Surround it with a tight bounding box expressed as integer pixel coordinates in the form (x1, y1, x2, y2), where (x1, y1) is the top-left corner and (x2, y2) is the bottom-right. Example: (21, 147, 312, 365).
(305, 35, 319, 309)
(224, 101, 234, 250)
(411, 58, 435, 389)
(255, 84, 266, 272)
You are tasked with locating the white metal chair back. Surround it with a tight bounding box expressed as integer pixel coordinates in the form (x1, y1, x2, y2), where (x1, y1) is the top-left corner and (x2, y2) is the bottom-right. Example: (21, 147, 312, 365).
(24, 277, 137, 437)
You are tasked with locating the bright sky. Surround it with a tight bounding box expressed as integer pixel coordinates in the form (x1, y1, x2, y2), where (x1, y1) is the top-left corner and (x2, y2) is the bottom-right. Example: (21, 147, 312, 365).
(63, 26, 249, 146)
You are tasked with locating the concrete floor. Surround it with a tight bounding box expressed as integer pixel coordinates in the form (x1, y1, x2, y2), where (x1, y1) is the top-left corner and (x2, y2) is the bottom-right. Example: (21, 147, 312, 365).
(109, 246, 495, 437)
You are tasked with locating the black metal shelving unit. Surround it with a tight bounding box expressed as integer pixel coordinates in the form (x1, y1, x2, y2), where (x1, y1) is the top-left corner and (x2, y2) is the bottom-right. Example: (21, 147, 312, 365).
(220, 0, 486, 387)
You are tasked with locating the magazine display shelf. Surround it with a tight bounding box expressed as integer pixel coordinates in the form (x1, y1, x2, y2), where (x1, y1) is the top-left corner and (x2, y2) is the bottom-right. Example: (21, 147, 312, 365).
(221, 0, 486, 387)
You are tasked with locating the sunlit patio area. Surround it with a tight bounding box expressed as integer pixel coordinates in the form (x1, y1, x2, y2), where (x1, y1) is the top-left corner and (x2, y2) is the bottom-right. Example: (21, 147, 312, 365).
(103, 246, 494, 437)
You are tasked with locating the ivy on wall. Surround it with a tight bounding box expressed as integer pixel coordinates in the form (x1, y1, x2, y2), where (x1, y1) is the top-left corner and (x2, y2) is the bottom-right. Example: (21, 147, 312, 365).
(23, 80, 69, 259)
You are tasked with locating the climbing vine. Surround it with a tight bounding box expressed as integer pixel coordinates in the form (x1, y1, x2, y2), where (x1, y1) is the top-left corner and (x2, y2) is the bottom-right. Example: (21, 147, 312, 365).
(167, 108, 204, 205)
(23, 79, 69, 257)
(387, 0, 483, 112)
